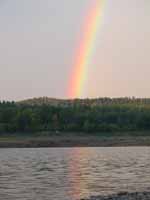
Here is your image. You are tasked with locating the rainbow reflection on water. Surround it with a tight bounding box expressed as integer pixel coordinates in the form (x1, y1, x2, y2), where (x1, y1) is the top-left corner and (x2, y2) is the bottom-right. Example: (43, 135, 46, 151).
(67, 148, 94, 199)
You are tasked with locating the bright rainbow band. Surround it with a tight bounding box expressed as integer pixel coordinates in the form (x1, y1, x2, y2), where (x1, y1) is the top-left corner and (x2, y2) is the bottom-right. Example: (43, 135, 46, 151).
(68, 0, 106, 98)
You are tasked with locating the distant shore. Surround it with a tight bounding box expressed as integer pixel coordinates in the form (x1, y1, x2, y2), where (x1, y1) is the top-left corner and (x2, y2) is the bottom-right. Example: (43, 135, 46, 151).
(0, 134, 150, 148)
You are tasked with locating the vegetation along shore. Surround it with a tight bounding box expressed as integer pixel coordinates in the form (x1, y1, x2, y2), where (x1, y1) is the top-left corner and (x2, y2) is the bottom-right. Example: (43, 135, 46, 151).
(1, 97, 150, 147)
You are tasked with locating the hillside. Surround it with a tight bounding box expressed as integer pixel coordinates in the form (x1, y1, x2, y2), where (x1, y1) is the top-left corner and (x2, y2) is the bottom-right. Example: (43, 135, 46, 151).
(18, 97, 150, 107)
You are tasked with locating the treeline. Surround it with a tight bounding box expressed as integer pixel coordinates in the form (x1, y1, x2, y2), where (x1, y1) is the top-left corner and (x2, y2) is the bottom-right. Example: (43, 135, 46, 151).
(19, 97, 150, 107)
(0, 101, 150, 134)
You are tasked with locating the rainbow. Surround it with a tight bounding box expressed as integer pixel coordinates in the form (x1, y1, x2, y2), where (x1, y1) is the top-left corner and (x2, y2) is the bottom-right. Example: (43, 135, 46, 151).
(68, 0, 106, 98)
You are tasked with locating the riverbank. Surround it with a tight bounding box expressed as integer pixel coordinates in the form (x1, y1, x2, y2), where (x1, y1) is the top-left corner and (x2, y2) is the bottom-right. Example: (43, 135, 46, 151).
(0, 135, 150, 147)
(83, 191, 150, 200)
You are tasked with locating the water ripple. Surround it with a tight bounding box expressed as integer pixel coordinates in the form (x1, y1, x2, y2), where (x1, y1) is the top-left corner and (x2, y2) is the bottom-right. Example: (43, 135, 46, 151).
(0, 147, 150, 200)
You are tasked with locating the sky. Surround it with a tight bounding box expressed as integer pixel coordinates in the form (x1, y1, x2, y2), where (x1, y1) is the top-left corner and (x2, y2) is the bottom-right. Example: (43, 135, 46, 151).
(0, 0, 150, 100)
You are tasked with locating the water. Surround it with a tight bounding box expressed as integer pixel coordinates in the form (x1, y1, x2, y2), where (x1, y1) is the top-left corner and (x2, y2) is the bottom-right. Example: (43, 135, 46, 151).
(0, 147, 150, 200)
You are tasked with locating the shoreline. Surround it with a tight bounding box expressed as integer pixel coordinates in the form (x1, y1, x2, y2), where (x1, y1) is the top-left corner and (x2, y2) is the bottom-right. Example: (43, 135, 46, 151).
(0, 135, 150, 148)
(83, 191, 150, 200)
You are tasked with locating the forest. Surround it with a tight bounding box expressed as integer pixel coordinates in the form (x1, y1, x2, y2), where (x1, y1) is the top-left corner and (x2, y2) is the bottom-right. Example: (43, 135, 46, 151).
(0, 98, 150, 135)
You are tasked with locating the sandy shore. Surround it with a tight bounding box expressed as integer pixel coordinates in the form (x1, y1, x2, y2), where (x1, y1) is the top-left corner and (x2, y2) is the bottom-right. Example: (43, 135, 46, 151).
(83, 191, 150, 200)
(0, 135, 150, 148)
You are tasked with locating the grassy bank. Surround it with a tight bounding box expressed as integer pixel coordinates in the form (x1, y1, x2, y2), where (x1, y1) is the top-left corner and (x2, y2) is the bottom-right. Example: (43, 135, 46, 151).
(0, 132, 150, 147)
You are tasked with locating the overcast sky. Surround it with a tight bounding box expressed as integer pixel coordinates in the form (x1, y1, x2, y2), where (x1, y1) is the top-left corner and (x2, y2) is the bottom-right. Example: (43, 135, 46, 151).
(0, 0, 150, 100)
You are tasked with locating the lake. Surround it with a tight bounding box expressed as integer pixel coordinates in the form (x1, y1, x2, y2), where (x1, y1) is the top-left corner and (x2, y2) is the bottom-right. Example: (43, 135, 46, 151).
(0, 147, 150, 200)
